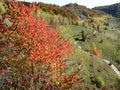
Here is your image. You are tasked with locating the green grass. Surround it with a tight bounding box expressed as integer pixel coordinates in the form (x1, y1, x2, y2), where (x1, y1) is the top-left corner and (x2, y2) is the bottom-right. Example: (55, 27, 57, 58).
(79, 30, 120, 68)
(66, 47, 119, 89)
(58, 18, 120, 89)
(65, 24, 120, 67)
(66, 23, 120, 89)
(70, 25, 94, 37)
(108, 17, 120, 29)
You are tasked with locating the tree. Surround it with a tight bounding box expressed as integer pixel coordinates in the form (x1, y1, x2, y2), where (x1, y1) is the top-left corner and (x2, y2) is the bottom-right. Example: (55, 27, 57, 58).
(0, 1, 81, 89)
(92, 42, 100, 56)
(82, 30, 87, 41)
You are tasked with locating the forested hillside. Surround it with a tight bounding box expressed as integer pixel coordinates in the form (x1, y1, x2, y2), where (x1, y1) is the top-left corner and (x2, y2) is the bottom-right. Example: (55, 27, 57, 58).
(63, 3, 111, 29)
(8, 1, 112, 28)
(19, 2, 112, 29)
(21, 1, 81, 25)
(63, 3, 105, 19)
(93, 3, 120, 18)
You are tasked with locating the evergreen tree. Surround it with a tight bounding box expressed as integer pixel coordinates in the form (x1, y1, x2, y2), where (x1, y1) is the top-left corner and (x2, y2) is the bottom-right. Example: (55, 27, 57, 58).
(82, 30, 87, 41)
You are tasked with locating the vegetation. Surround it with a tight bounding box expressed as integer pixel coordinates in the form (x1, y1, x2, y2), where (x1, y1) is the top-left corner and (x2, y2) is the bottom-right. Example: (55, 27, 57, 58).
(0, 1, 6, 14)
(93, 3, 120, 18)
(95, 77, 105, 88)
(64, 3, 112, 29)
(64, 3, 106, 17)
(0, 1, 82, 89)
(21, 1, 81, 25)
(116, 4, 120, 18)
(0, 0, 120, 90)
(112, 44, 120, 64)
(37, 2, 78, 20)
(82, 30, 87, 41)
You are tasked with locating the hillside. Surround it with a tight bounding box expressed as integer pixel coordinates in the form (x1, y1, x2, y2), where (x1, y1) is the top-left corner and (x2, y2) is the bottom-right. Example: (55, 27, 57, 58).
(68, 45, 120, 89)
(63, 3, 105, 19)
(37, 2, 78, 20)
(15, 1, 111, 28)
(14, 2, 112, 28)
(93, 3, 120, 18)
(0, 1, 120, 89)
(22, 2, 78, 20)
(63, 3, 111, 29)
(60, 24, 120, 89)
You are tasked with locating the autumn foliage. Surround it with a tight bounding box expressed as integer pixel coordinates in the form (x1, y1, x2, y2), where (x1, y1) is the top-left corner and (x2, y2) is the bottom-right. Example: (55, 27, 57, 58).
(0, 0, 82, 89)
(92, 42, 100, 56)
(92, 49, 100, 56)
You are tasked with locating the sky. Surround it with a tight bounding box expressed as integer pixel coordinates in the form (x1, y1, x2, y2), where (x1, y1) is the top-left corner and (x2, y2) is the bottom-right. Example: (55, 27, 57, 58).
(19, 0, 120, 8)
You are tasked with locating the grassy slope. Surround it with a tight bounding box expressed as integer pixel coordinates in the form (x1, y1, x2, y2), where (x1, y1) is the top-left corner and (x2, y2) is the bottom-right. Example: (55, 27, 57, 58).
(79, 19, 120, 66)
(67, 47, 119, 89)
(108, 17, 120, 29)
(67, 18, 120, 89)
(70, 25, 94, 38)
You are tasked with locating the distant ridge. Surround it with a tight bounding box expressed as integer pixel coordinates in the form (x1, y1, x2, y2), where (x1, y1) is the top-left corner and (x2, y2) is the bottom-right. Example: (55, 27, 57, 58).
(93, 3, 120, 18)
(63, 3, 105, 19)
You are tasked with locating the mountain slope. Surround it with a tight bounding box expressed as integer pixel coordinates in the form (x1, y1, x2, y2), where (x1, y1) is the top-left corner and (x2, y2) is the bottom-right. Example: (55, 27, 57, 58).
(63, 3, 105, 19)
(21, 1, 78, 20)
(63, 3, 111, 29)
(68, 46, 119, 89)
(93, 3, 120, 18)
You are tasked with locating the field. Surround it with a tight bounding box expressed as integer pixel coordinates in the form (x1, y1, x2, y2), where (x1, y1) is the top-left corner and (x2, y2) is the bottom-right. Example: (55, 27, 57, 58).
(66, 47, 119, 89)
(65, 18, 120, 89)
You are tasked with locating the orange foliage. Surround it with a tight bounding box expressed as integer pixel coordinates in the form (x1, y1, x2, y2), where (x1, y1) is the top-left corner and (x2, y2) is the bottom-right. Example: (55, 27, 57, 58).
(0, 0, 81, 89)
(92, 49, 100, 56)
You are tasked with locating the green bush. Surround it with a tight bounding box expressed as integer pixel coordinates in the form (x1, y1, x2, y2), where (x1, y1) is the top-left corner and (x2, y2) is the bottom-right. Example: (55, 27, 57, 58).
(0, 2, 6, 14)
(95, 77, 105, 88)
(59, 26, 75, 43)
